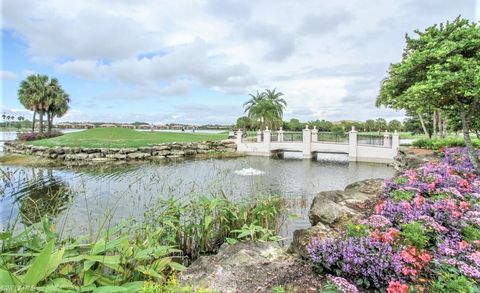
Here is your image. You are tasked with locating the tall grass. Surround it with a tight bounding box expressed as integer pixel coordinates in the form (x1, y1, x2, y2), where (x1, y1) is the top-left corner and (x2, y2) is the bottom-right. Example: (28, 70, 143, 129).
(0, 166, 285, 292)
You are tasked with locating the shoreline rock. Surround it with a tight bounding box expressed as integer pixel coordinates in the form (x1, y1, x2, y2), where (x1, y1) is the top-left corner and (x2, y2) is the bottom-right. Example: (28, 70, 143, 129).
(179, 241, 323, 292)
(3, 140, 237, 163)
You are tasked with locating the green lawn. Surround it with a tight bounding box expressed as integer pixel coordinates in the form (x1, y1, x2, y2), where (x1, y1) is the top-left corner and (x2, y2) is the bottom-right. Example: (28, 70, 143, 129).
(29, 128, 228, 148)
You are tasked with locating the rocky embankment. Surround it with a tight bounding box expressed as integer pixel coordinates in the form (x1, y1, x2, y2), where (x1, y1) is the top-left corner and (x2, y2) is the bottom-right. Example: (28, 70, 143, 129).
(178, 178, 386, 292)
(3, 140, 237, 162)
(179, 150, 430, 292)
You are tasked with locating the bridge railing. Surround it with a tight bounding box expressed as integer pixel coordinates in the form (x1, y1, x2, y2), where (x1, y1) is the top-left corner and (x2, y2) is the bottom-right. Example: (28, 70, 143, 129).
(357, 133, 391, 147)
(281, 131, 303, 142)
(241, 131, 263, 142)
(315, 132, 348, 144)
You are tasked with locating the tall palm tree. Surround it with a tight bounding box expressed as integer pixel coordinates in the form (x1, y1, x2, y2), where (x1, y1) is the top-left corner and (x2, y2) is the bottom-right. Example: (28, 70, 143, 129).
(45, 78, 69, 131)
(243, 89, 287, 130)
(18, 74, 69, 133)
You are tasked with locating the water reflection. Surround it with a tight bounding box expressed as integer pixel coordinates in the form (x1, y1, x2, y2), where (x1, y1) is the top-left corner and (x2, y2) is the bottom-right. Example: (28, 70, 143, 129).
(1, 156, 395, 241)
(17, 169, 72, 225)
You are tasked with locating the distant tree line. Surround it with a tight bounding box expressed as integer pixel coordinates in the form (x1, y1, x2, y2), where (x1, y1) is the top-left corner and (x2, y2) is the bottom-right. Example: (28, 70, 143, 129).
(236, 116, 405, 133)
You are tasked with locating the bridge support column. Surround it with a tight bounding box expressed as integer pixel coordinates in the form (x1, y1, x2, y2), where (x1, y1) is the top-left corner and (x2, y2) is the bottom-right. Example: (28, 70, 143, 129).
(256, 130, 262, 142)
(236, 129, 243, 145)
(392, 130, 400, 153)
(348, 127, 358, 161)
(302, 125, 312, 159)
(311, 126, 318, 142)
(383, 130, 391, 147)
(278, 127, 284, 142)
(263, 127, 271, 155)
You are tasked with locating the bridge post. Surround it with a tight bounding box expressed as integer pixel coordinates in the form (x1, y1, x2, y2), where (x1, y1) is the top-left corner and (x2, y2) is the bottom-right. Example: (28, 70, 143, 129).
(263, 127, 271, 154)
(256, 130, 262, 142)
(278, 127, 284, 142)
(348, 126, 358, 161)
(302, 125, 312, 159)
(383, 130, 391, 147)
(311, 126, 318, 142)
(392, 130, 400, 152)
(236, 129, 243, 145)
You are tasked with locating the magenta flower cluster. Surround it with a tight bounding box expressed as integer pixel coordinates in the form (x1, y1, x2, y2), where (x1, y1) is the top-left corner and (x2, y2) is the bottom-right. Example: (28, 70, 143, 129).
(309, 148, 480, 291)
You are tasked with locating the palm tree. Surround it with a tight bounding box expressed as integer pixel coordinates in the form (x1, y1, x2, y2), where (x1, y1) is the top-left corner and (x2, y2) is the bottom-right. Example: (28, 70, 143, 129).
(18, 74, 69, 133)
(243, 89, 287, 130)
(45, 78, 70, 131)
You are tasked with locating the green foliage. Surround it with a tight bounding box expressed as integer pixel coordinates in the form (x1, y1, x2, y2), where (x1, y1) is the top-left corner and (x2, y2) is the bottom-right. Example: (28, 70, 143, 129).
(144, 194, 284, 259)
(345, 223, 370, 238)
(391, 190, 416, 202)
(400, 222, 429, 249)
(412, 138, 480, 150)
(243, 89, 287, 130)
(377, 17, 480, 171)
(0, 194, 283, 292)
(431, 267, 477, 293)
(330, 125, 344, 135)
(462, 224, 480, 242)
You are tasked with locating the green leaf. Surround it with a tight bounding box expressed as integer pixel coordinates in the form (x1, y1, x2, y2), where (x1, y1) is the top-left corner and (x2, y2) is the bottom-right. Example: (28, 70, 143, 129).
(121, 282, 144, 293)
(23, 240, 55, 286)
(93, 286, 128, 293)
(0, 269, 20, 287)
(0, 231, 12, 240)
(84, 255, 121, 271)
(45, 247, 65, 277)
(83, 271, 100, 286)
(168, 262, 186, 271)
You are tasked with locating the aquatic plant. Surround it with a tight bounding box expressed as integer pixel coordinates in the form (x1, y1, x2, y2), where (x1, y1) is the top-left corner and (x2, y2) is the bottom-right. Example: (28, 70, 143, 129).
(0, 194, 284, 291)
(309, 147, 480, 291)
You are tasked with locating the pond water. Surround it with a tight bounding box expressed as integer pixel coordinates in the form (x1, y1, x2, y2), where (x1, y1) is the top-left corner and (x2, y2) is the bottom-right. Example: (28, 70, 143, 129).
(0, 154, 395, 243)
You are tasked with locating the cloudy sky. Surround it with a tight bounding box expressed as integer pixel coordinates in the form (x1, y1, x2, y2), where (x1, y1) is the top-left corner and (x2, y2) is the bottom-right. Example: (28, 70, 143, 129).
(1, 0, 478, 124)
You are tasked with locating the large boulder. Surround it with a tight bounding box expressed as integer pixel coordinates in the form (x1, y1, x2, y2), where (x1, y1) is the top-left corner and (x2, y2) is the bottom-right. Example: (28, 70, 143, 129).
(288, 223, 336, 259)
(308, 196, 355, 226)
(179, 241, 322, 292)
(341, 178, 384, 204)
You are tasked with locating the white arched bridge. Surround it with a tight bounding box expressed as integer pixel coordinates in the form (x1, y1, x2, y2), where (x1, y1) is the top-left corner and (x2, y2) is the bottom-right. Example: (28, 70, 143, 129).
(236, 126, 400, 163)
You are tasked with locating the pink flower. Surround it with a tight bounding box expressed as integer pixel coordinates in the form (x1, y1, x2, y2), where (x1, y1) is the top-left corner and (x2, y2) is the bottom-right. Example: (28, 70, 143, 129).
(418, 252, 432, 263)
(460, 201, 470, 211)
(459, 241, 471, 250)
(387, 281, 409, 293)
(414, 195, 424, 207)
(375, 201, 385, 214)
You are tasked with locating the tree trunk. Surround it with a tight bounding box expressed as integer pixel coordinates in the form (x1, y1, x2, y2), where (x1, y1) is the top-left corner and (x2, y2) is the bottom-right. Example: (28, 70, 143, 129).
(433, 110, 438, 138)
(32, 111, 36, 132)
(438, 110, 445, 138)
(39, 110, 44, 133)
(476, 130, 480, 139)
(47, 112, 52, 132)
(459, 105, 480, 174)
(418, 113, 430, 138)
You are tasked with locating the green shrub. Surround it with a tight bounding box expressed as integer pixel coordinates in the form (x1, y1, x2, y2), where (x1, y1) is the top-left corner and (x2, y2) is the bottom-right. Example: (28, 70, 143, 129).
(391, 190, 416, 202)
(346, 223, 370, 237)
(431, 271, 477, 293)
(400, 222, 429, 249)
(462, 224, 480, 242)
(412, 138, 480, 150)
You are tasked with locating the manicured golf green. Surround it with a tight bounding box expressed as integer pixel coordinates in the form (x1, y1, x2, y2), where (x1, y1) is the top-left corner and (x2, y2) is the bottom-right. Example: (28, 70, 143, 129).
(29, 128, 228, 148)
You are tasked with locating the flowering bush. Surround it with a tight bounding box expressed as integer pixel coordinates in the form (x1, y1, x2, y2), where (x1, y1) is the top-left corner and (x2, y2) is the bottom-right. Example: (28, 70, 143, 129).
(310, 148, 480, 291)
(17, 130, 63, 141)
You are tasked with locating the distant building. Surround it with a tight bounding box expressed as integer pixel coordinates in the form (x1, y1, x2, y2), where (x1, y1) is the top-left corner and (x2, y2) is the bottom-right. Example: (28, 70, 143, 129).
(121, 124, 135, 129)
(100, 123, 117, 128)
(77, 123, 95, 129)
(56, 123, 74, 129)
(137, 124, 151, 129)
